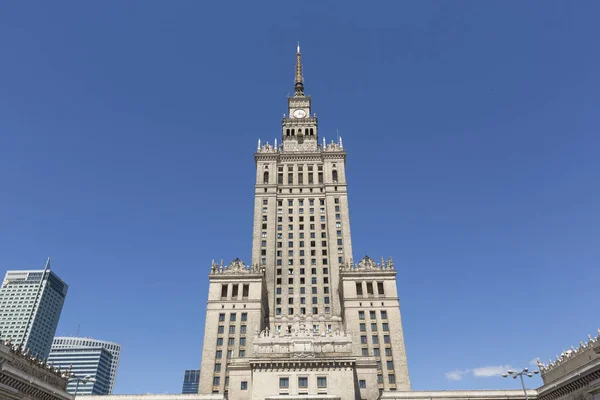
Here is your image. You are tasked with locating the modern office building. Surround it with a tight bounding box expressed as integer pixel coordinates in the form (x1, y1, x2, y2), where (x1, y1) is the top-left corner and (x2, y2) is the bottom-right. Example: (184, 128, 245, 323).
(47, 345, 113, 395)
(197, 45, 410, 400)
(0, 259, 68, 359)
(52, 336, 122, 394)
(182, 369, 201, 394)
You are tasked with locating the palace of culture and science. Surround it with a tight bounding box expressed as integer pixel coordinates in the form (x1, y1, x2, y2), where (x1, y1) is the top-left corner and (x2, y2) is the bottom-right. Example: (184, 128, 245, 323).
(198, 45, 410, 400)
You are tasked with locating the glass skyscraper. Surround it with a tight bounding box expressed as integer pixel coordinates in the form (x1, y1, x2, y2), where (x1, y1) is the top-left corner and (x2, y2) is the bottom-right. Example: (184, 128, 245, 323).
(182, 369, 200, 394)
(0, 259, 68, 359)
(47, 345, 113, 395)
(52, 336, 122, 394)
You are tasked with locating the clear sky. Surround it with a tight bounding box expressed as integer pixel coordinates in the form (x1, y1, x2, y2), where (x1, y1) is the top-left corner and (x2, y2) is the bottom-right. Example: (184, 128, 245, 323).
(1, 0, 599, 394)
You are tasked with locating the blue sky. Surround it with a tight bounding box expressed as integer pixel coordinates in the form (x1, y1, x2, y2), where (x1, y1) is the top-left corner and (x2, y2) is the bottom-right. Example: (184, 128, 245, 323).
(1, 0, 599, 394)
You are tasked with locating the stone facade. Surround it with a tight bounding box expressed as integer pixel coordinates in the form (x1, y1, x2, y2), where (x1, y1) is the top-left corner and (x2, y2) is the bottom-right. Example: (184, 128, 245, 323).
(536, 330, 600, 400)
(0, 340, 72, 400)
(197, 46, 411, 399)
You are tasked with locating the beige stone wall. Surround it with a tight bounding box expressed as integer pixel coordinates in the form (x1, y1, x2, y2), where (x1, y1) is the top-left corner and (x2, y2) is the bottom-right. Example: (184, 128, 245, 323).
(198, 274, 265, 394)
(341, 271, 411, 392)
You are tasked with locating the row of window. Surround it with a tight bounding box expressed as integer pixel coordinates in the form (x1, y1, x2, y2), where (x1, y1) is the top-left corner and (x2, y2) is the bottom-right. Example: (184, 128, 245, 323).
(284, 128, 315, 136)
(275, 306, 331, 315)
(214, 348, 246, 359)
(275, 296, 330, 306)
(359, 322, 390, 331)
(220, 285, 250, 299)
(360, 335, 392, 345)
(276, 285, 328, 295)
(217, 313, 248, 322)
(270, 171, 339, 185)
(279, 376, 327, 389)
(362, 347, 393, 357)
(359, 310, 388, 320)
(356, 281, 385, 296)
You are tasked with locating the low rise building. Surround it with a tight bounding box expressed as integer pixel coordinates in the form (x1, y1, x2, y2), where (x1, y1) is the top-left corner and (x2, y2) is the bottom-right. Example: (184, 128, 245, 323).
(0, 339, 72, 400)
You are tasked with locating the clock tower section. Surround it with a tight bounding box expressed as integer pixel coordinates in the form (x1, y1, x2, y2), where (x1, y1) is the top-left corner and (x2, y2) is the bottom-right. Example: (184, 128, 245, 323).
(282, 44, 319, 152)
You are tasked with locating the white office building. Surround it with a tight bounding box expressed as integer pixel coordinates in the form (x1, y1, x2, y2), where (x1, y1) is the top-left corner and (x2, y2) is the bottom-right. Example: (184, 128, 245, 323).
(0, 260, 68, 359)
(52, 336, 122, 394)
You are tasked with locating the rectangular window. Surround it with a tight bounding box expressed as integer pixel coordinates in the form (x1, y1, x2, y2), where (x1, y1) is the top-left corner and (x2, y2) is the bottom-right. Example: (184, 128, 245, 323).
(241, 381, 248, 390)
(228, 337, 234, 346)
(362, 347, 368, 356)
(218, 326, 224, 334)
(279, 377, 289, 388)
(370, 311, 376, 319)
(243, 284, 249, 297)
(220, 285, 227, 298)
(229, 326, 235, 334)
(377, 374, 383, 384)
(371, 323, 377, 331)
(378, 281, 385, 295)
(213, 376, 220, 386)
(367, 282, 374, 295)
(241, 325, 247, 334)
(387, 360, 394, 370)
(385, 347, 392, 356)
(219, 313, 225, 322)
(388, 374, 396, 384)
(215, 363, 221, 372)
(359, 380, 366, 389)
(372, 335, 379, 344)
(317, 376, 327, 388)
(298, 377, 308, 388)
(216, 338, 223, 346)
(384, 335, 391, 344)
(373, 348, 380, 356)
(230, 313, 236, 322)
(360, 323, 366, 332)
(356, 282, 363, 296)
(216, 350, 222, 359)
(239, 349, 246, 357)
(383, 323, 389, 331)
(381, 310, 388, 319)
(361, 335, 367, 344)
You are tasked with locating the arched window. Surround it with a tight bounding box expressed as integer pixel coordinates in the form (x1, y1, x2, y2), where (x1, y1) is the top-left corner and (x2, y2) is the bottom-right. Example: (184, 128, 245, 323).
(310, 128, 314, 135)
(263, 171, 269, 184)
(332, 170, 338, 183)
(286, 129, 290, 136)
(298, 129, 302, 135)
(291, 129, 295, 136)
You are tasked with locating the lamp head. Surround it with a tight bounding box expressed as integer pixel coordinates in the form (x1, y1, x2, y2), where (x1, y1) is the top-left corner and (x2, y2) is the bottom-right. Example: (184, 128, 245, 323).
(533, 370, 539, 375)
(502, 374, 508, 378)
(507, 370, 514, 374)
(523, 368, 529, 373)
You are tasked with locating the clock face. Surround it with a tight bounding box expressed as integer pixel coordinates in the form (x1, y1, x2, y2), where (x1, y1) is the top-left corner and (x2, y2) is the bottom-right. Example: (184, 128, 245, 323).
(293, 109, 307, 118)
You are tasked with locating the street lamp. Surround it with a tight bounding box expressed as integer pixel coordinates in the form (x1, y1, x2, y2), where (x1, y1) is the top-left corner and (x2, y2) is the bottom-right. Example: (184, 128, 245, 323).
(67, 373, 96, 396)
(502, 368, 539, 400)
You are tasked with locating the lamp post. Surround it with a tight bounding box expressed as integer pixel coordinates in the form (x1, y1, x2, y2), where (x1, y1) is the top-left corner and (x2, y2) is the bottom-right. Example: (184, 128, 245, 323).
(67, 373, 96, 396)
(502, 368, 539, 400)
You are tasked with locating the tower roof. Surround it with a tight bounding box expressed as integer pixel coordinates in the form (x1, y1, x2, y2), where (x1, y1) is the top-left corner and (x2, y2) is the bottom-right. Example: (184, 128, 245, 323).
(294, 42, 304, 96)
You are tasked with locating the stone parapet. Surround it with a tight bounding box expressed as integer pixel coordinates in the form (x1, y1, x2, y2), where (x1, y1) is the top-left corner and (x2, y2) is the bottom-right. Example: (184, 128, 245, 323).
(381, 390, 538, 400)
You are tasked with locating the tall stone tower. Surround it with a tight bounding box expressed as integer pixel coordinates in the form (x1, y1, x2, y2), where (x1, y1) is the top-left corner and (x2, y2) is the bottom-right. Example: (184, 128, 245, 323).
(199, 45, 410, 400)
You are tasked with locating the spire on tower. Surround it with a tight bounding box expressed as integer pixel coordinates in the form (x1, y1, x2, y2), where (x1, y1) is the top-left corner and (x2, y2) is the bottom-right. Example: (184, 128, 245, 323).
(294, 42, 304, 96)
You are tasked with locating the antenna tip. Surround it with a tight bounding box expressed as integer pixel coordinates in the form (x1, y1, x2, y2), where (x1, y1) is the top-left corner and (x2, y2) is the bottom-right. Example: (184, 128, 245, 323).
(297, 42, 300, 53)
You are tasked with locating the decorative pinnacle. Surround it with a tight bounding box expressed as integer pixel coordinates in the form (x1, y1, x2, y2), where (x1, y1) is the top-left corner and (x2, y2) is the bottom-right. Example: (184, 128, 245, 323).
(294, 42, 304, 96)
